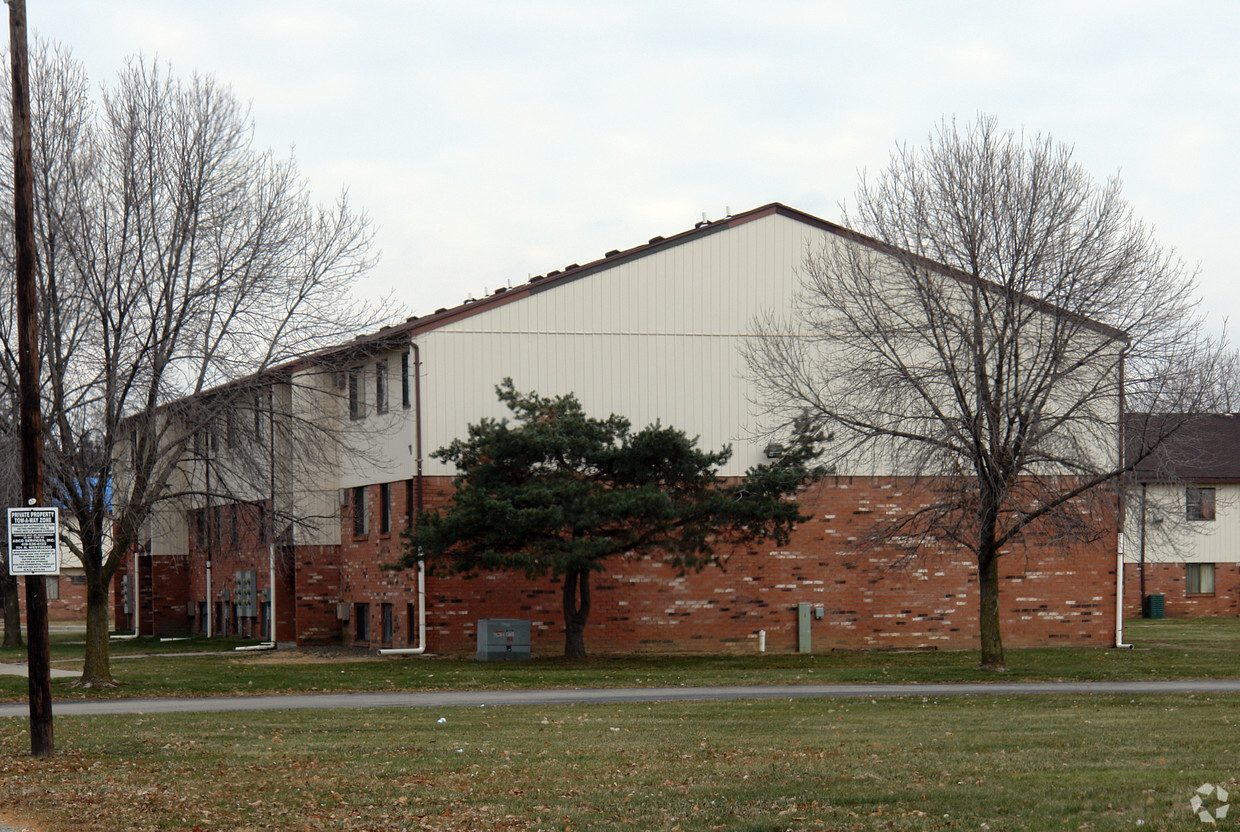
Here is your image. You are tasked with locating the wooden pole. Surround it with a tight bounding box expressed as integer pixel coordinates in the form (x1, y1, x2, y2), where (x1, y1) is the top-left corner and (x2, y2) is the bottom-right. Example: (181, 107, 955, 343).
(8, 0, 54, 757)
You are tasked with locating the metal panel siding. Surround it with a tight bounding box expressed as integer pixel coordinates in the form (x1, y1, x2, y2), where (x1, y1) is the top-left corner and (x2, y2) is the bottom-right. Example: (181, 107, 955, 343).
(1125, 484, 1240, 564)
(419, 214, 814, 476)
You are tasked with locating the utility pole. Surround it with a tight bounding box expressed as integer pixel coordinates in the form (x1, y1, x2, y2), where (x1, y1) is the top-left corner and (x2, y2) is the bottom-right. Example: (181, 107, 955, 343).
(8, 0, 54, 757)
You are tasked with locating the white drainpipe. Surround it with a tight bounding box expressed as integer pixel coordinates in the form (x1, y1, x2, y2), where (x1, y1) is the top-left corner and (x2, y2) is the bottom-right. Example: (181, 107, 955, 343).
(1115, 532, 1131, 648)
(378, 559, 426, 655)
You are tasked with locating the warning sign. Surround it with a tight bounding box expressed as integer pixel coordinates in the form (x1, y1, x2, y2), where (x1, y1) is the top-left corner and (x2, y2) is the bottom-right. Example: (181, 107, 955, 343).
(7, 507, 59, 576)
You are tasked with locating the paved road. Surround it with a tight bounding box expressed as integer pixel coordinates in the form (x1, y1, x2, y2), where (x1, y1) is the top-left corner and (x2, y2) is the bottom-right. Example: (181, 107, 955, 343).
(4, 679, 1240, 718)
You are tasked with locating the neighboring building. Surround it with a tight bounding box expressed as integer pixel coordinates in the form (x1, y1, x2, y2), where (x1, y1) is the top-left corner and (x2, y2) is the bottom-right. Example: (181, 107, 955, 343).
(115, 203, 1125, 653)
(5, 524, 108, 623)
(1124, 413, 1240, 617)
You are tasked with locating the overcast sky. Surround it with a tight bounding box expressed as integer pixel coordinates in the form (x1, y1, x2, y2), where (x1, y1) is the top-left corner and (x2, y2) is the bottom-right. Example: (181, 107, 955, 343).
(29, 1, 1240, 335)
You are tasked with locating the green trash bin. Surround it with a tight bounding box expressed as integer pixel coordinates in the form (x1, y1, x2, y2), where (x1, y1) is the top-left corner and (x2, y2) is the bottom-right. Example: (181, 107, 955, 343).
(1144, 594, 1165, 619)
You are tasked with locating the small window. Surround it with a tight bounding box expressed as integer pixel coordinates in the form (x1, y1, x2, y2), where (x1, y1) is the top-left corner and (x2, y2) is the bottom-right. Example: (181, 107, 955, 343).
(352, 486, 368, 537)
(230, 504, 239, 547)
(354, 602, 370, 642)
(405, 479, 414, 529)
(254, 391, 265, 439)
(401, 352, 411, 409)
(258, 502, 268, 544)
(45, 576, 59, 601)
(1187, 486, 1216, 521)
(194, 509, 207, 549)
(380, 482, 391, 534)
(348, 369, 363, 420)
(1187, 563, 1216, 595)
(381, 602, 394, 644)
(375, 360, 389, 414)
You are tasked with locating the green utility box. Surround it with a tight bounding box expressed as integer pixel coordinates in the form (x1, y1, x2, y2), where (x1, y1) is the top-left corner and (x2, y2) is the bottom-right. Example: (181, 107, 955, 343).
(1144, 594, 1165, 619)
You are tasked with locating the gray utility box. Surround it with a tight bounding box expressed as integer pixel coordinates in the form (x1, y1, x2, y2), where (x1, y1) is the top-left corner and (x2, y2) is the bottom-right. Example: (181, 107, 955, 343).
(476, 618, 531, 661)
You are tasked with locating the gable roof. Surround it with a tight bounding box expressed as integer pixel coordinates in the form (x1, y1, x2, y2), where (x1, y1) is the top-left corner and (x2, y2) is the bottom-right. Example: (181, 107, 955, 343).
(1127, 413, 1240, 484)
(329, 202, 1129, 360)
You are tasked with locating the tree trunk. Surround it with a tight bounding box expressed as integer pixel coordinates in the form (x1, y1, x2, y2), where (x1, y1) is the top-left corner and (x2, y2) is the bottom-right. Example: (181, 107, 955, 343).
(1, 573, 21, 648)
(561, 567, 590, 660)
(76, 571, 116, 687)
(977, 544, 1006, 671)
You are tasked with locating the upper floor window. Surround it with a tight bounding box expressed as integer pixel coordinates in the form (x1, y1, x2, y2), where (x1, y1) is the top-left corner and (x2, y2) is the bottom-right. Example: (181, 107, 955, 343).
(376, 360, 389, 414)
(1187, 486, 1216, 521)
(401, 352, 411, 409)
(348, 369, 363, 420)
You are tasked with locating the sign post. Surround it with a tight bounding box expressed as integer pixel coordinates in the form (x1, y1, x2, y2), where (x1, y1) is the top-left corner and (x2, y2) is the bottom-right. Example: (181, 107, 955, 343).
(8, 0, 54, 757)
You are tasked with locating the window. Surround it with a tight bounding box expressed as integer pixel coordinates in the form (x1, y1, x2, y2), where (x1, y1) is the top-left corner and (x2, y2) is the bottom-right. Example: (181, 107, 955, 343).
(1187, 563, 1216, 595)
(381, 603, 394, 644)
(405, 479, 414, 529)
(354, 603, 370, 641)
(212, 505, 223, 549)
(45, 576, 59, 601)
(401, 352, 411, 409)
(258, 502, 268, 544)
(230, 504, 239, 547)
(352, 486, 368, 537)
(375, 360, 389, 414)
(254, 391, 266, 440)
(194, 509, 207, 549)
(1187, 486, 1216, 521)
(380, 482, 391, 534)
(348, 369, 363, 420)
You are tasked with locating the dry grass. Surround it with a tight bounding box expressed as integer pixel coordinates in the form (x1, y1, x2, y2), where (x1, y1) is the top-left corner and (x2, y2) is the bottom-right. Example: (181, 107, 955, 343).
(0, 693, 1237, 831)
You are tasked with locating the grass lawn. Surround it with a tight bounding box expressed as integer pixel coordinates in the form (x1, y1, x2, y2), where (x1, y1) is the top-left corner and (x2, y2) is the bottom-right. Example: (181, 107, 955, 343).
(0, 619, 1237, 829)
(0, 693, 1234, 831)
(1, 617, 1239, 702)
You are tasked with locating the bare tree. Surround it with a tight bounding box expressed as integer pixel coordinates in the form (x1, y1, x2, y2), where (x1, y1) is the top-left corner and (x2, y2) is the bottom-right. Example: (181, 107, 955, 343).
(0, 45, 381, 685)
(0, 402, 20, 648)
(746, 115, 1236, 670)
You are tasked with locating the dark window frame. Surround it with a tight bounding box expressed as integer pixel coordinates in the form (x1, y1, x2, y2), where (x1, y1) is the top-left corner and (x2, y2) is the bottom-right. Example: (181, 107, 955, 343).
(380, 482, 391, 535)
(375, 360, 389, 414)
(348, 369, 363, 420)
(401, 352, 411, 409)
(1187, 562, 1216, 595)
(1187, 486, 1217, 521)
(352, 486, 368, 537)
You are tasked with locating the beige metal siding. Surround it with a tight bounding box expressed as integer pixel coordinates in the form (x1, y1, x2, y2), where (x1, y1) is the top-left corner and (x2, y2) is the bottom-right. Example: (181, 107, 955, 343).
(419, 213, 817, 476)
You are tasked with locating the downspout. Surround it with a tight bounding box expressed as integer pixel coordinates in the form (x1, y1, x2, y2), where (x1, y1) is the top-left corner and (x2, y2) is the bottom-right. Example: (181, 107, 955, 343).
(1139, 482, 1148, 614)
(380, 341, 427, 656)
(1115, 346, 1132, 648)
(205, 558, 212, 638)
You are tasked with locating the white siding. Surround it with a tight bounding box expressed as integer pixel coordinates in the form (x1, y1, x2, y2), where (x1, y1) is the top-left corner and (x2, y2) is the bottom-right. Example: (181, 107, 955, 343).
(419, 213, 817, 476)
(1126, 483, 1240, 564)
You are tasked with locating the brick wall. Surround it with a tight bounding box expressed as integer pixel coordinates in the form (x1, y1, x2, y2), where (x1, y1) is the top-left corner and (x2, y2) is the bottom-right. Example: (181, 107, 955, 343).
(1123, 561, 1240, 618)
(8, 571, 96, 622)
(339, 476, 1118, 655)
(126, 475, 1119, 654)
